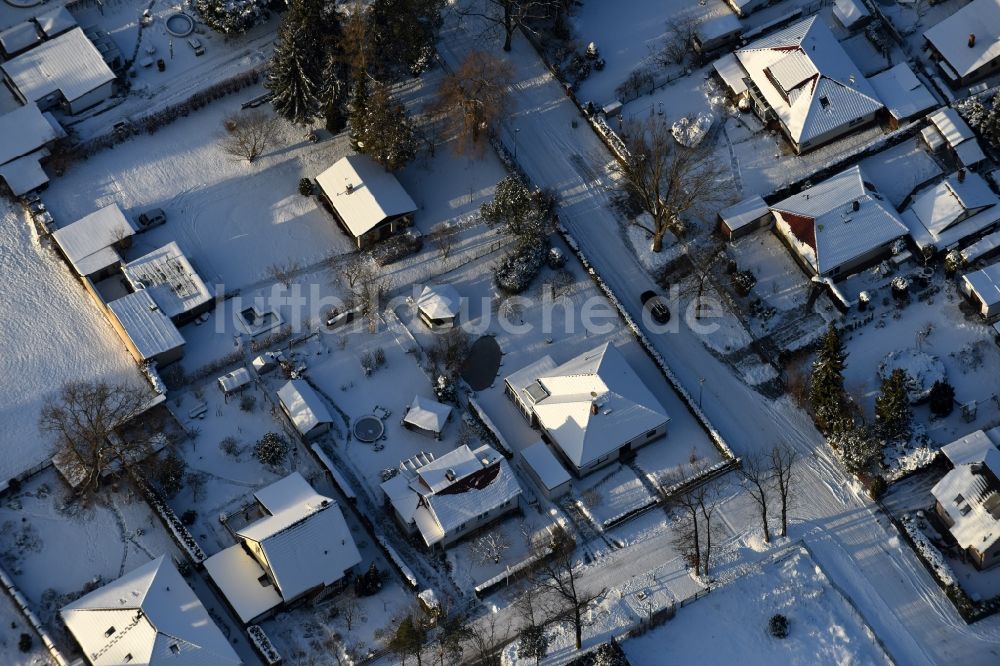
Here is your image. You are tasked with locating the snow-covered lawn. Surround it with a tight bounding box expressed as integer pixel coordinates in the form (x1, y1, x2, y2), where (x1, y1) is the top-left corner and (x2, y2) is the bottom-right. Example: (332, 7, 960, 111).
(621, 547, 893, 666)
(577, 465, 656, 527)
(0, 200, 143, 484)
(445, 513, 557, 591)
(0, 591, 51, 666)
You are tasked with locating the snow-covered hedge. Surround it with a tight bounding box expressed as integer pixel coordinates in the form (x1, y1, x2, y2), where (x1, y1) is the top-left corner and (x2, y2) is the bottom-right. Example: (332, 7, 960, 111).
(139, 482, 206, 563)
(468, 398, 513, 457)
(311, 444, 358, 501)
(899, 513, 957, 587)
(376, 535, 419, 589)
(247, 625, 282, 665)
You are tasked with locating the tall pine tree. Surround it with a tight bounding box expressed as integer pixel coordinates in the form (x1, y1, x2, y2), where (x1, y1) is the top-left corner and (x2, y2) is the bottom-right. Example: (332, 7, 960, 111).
(875, 368, 911, 441)
(367, 0, 444, 78)
(348, 74, 371, 152)
(352, 82, 416, 171)
(810, 324, 848, 432)
(267, 23, 322, 125)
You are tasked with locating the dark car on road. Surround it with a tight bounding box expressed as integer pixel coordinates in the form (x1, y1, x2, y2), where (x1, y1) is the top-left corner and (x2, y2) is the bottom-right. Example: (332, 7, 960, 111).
(640, 290, 670, 324)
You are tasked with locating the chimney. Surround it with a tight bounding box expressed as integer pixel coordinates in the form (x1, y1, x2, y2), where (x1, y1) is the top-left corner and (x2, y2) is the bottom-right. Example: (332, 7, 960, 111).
(346, 182, 354, 193)
(852, 200, 860, 212)
(445, 468, 456, 482)
(958, 168, 967, 183)
(591, 402, 599, 415)
(969, 33, 977, 48)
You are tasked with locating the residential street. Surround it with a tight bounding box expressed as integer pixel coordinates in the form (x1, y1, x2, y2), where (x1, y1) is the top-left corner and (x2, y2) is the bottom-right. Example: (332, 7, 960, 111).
(435, 12, 1000, 664)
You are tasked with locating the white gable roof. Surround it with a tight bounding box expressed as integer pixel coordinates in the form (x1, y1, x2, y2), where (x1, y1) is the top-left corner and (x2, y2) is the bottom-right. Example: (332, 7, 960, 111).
(514, 343, 670, 469)
(868, 64, 937, 121)
(932, 449, 1000, 552)
(964, 263, 1000, 308)
(520, 440, 572, 491)
(719, 195, 770, 232)
(52, 203, 135, 276)
(122, 241, 213, 319)
(0, 22, 41, 55)
(276, 380, 332, 436)
(771, 165, 909, 275)
(1, 27, 115, 105)
(61, 556, 241, 666)
(928, 108, 975, 148)
(107, 291, 185, 362)
(909, 171, 998, 237)
(735, 16, 882, 146)
(403, 395, 452, 434)
(316, 154, 417, 238)
(417, 284, 461, 321)
(942, 429, 1000, 467)
(924, 0, 1000, 80)
(237, 473, 361, 600)
(833, 0, 870, 29)
(34, 6, 78, 38)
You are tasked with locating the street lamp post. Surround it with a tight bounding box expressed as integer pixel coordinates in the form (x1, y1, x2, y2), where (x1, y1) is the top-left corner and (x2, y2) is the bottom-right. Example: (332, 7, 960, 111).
(513, 128, 520, 159)
(698, 378, 705, 409)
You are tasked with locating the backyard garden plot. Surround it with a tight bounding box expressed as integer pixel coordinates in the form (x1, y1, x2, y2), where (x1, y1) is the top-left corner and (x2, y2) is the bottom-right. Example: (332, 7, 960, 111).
(621, 547, 893, 666)
(576, 464, 657, 527)
(42, 96, 355, 290)
(0, 200, 142, 484)
(445, 512, 558, 591)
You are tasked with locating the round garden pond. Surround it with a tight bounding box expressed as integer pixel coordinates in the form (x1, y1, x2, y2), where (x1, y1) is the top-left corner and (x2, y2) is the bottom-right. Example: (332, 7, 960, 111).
(354, 415, 384, 442)
(461, 334, 503, 390)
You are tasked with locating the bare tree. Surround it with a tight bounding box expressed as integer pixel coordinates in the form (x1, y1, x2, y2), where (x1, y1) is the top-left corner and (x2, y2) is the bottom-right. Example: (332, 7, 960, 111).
(332, 252, 370, 290)
(741, 453, 772, 544)
(354, 265, 393, 333)
(472, 530, 511, 565)
(436, 51, 513, 153)
(661, 463, 721, 576)
(515, 582, 549, 665)
(426, 327, 470, 377)
(40, 381, 157, 496)
(613, 115, 727, 251)
(267, 259, 300, 286)
(456, 0, 557, 51)
(770, 444, 798, 538)
(657, 17, 696, 67)
(698, 484, 721, 577)
(342, 599, 360, 631)
(532, 528, 603, 650)
(465, 610, 510, 666)
(431, 610, 471, 665)
(666, 473, 701, 573)
(220, 111, 281, 163)
(430, 223, 460, 260)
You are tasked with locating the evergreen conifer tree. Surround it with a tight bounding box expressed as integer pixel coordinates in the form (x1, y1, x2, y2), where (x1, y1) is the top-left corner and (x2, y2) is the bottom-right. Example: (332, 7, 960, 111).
(875, 368, 911, 440)
(348, 74, 370, 152)
(810, 324, 848, 431)
(353, 82, 416, 170)
(267, 22, 322, 125)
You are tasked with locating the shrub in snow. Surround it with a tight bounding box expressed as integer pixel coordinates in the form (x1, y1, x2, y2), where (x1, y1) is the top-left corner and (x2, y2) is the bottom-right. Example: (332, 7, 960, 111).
(298, 178, 313, 196)
(181, 510, 198, 526)
(195, 0, 267, 34)
(900, 513, 958, 588)
(150, 452, 186, 498)
(944, 250, 961, 277)
(435, 374, 457, 403)
(372, 230, 423, 265)
(878, 349, 946, 404)
(254, 432, 288, 467)
(355, 562, 383, 596)
(731, 270, 756, 297)
(494, 242, 546, 294)
(671, 112, 714, 148)
(929, 380, 956, 417)
(890, 276, 909, 300)
(219, 436, 242, 458)
(239, 393, 256, 412)
(18, 633, 31, 653)
(867, 475, 887, 499)
(768, 614, 789, 638)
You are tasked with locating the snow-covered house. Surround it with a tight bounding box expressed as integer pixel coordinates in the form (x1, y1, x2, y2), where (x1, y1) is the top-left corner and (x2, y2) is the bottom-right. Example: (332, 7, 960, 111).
(924, 0, 1000, 87)
(770, 165, 910, 279)
(106, 291, 185, 365)
(723, 0, 772, 18)
(901, 171, 1000, 253)
(1, 27, 115, 114)
(868, 64, 937, 128)
(716, 17, 883, 153)
(402, 395, 452, 439)
(205, 473, 361, 623)
(0, 22, 41, 58)
(0, 102, 65, 196)
(504, 342, 670, 476)
(380, 444, 522, 548)
(833, 0, 870, 31)
(518, 440, 572, 500)
(924, 108, 986, 168)
(416, 283, 461, 329)
(718, 195, 772, 240)
(961, 262, 1000, 317)
(122, 242, 213, 324)
(34, 6, 78, 39)
(693, 14, 742, 53)
(932, 428, 1000, 569)
(276, 380, 333, 440)
(52, 203, 136, 279)
(316, 154, 417, 249)
(61, 555, 241, 666)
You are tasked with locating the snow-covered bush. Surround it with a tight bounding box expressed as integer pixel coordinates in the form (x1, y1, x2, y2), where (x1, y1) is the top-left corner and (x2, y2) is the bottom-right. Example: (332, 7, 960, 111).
(355, 561, 383, 596)
(195, 0, 268, 34)
(494, 242, 546, 294)
(671, 112, 714, 148)
(253, 432, 289, 467)
(768, 614, 789, 638)
(372, 230, 423, 265)
(731, 269, 756, 297)
(878, 349, 946, 403)
(900, 513, 957, 587)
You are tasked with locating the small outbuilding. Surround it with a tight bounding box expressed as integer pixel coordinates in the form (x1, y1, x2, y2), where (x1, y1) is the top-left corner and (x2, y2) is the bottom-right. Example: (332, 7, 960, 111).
(416, 284, 461, 329)
(402, 395, 452, 439)
(122, 241, 213, 323)
(218, 367, 252, 396)
(833, 0, 871, 31)
(518, 440, 572, 499)
(718, 195, 772, 240)
(961, 263, 1000, 318)
(106, 291, 185, 365)
(277, 380, 333, 440)
(0, 22, 41, 58)
(869, 64, 937, 127)
(51, 203, 135, 278)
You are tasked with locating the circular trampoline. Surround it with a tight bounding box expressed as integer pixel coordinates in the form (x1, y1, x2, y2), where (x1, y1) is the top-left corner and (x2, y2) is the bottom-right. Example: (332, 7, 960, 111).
(165, 13, 195, 37)
(354, 415, 385, 443)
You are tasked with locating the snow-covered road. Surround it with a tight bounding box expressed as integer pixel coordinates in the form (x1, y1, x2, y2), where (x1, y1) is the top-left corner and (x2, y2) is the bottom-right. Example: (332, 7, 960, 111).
(437, 13, 1000, 664)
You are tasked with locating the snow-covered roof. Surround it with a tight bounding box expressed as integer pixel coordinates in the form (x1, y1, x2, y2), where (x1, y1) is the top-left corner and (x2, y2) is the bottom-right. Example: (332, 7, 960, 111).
(833, 0, 869, 29)
(961, 227, 1000, 264)
(0, 151, 50, 196)
(1, 28, 115, 105)
(217, 367, 251, 393)
(34, 6, 77, 38)
(771, 165, 909, 275)
(942, 429, 1000, 467)
(276, 380, 332, 436)
(506, 343, 670, 469)
(719, 195, 770, 232)
(712, 53, 749, 96)
(61, 556, 241, 666)
(122, 242, 213, 320)
(417, 284, 461, 322)
(955, 139, 987, 167)
(403, 395, 452, 434)
(905, 171, 999, 246)
(932, 448, 1000, 552)
(963, 262, 1000, 308)
(695, 13, 741, 44)
(734, 17, 882, 147)
(52, 203, 135, 276)
(921, 125, 946, 152)
(315, 154, 417, 238)
(203, 544, 283, 624)
(107, 291, 185, 362)
(868, 64, 937, 122)
(237, 473, 361, 601)
(924, 0, 1000, 80)
(928, 108, 975, 148)
(0, 22, 41, 55)
(520, 441, 571, 491)
(0, 103, 63, 166)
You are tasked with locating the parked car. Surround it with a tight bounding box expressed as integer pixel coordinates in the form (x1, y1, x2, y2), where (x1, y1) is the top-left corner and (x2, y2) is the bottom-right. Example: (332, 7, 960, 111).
(136, 208, 166, 230)
(640, 289, 670, 324)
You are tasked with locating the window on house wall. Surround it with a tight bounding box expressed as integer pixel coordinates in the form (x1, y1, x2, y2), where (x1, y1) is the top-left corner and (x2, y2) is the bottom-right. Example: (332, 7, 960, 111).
(646, 429, 657, 438)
